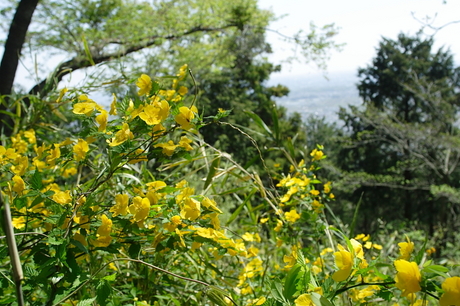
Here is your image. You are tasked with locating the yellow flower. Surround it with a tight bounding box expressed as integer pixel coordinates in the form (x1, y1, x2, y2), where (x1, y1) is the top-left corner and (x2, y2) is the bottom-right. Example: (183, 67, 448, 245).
(180, 197, 201, 221)
(12, 175, 25, 193)
(247, 297, 266, 306)
(12, 216, 26, 229)
(398, 236, 414, 260)
(440, 277, 460, 306)
(332, 244, 353, 282)
(178, 136, 193, 151)
(108, 123, 134, 147)
(92, 235, 112, 247)
(154, 140, 178, 156)
(285, 210, 301, 223)
(139, 100, 170, 125)
(95, 110, 108, 132)
(73, 139, 89, 161)
(97, 214, 112, 237)
(174, 106, 198, 130)
(110, 194, 129, 217)
(53, 190, 72, 205)
(171, 215, 182, 225)
(310, 148, 324, 161)
(323, 181, 331, 193)
(274, 219, 283, 232)
(109, 94, 117, 115)
(177, 86, 188, 96)
(136, 74, 152, 96)
(11, 156, 28, 176)
(295, 294, 314, 306)
(259, 217, 269, 224)
(394, 260, 421, 297)
(24, 129, 36, 144)
(62, 166, 77, 178)
(146, 180, 167, 191)
(72, 94, 101, 116)
(73, 102, 97, 116)
(202, 197, 222, 213)
(129, 196, 150, 227)
(73, 232, 88, 247)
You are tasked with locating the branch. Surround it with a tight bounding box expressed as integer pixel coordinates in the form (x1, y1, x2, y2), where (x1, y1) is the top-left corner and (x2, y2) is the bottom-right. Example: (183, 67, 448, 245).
(0, 0, 40, 96)
(29, 24, 237, 97)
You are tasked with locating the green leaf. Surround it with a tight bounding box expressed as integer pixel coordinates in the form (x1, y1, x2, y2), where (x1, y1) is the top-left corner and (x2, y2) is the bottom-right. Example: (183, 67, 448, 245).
(205, 286, 235, 306)
(270, 279, 288, 303)
(128, 243, 141, 259)
(47, 236, 65, 246)
(204, 157, 220, 190)
(310, 292, 334, 306)
(96, 280, 112, 305)
(375, 289, 392, 301)
(76, 297, 97, 306)
(283, 264, 302, 300)
(30, 170, 43, 190)
(244, 110, 273, 140)
(13, 197, 27, 210)
(102, 273, 117, 281)
(225, 188, 257, 226)
(422, 264, 450, 277)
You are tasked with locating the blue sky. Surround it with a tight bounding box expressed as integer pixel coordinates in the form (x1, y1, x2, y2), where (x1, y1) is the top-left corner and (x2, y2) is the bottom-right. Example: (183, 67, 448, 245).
(259, 0, 460, 78)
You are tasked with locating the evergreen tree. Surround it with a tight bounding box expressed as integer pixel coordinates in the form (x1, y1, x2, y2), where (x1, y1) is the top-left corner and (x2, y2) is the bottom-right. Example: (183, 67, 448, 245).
(336, 33, 460, 244)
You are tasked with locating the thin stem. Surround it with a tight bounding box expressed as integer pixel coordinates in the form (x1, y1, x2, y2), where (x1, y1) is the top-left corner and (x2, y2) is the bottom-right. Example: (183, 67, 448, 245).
(334, 281, 395, 297)
(0, 231, 49, 240)
(52, 257, 211, 305)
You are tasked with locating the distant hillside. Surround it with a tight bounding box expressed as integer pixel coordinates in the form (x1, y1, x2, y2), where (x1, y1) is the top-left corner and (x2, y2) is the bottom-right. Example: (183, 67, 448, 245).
(268, 71, 362, 124)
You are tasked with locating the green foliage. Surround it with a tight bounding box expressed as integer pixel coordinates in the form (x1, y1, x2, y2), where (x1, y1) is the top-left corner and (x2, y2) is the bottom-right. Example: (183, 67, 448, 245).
(334, 33, 460, 241)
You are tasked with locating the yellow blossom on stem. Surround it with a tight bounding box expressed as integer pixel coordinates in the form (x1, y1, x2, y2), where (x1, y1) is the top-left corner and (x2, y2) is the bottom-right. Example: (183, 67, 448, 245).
(73, 232, 88, 247)
(295, 294, 314, 306)
(136, 74, 152, 96)
(12, 175, 25, 193)
(108, 123, 134, 147)
(310, 148, 324, 161)
(73, 139, 89, 162)
(11, 156, 28, 176)
(202, 197, 222, 213)
(72, 94, 101, 116)
(394, 259, 421, 297)
(332, 244, 353, 282)
(24, 129, 36, 144)
(138, 100, 170, 125)
(398, 236, 414, 260)
(171, 215, 182, 225)
(154, 140, 178, 156)
(285, 209, 301, 223)
(174, 106, 198, 130)
(274, 219, 283, 232)
(97, 214, 112, 237)
(440, 276, 460, 306)
(109, 93, 117, 115)
(323, 181, 332, 193)
(92, 235, 112, 248)
(12, 216, 26, 229)
(129, 196, 150, 227)
(95, 110, 108, 132)
(178, 136, 193, 151)
(53, 190, 72, 205)
(180, 197, 201, 221)
(110, 194, 129, 217)
(177, 86, 188, 96)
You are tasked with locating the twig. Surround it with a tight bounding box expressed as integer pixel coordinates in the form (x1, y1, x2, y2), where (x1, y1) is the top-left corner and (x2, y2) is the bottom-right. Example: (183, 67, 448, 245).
(0, 192, 25, 306)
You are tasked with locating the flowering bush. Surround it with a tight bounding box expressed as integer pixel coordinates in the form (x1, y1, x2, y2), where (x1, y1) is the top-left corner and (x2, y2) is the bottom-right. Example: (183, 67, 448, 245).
(0, 67, 458, 305)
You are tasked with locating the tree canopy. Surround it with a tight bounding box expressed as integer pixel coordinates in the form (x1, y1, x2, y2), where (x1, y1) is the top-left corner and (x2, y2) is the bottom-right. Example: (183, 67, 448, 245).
(336, 33, 460, 243)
